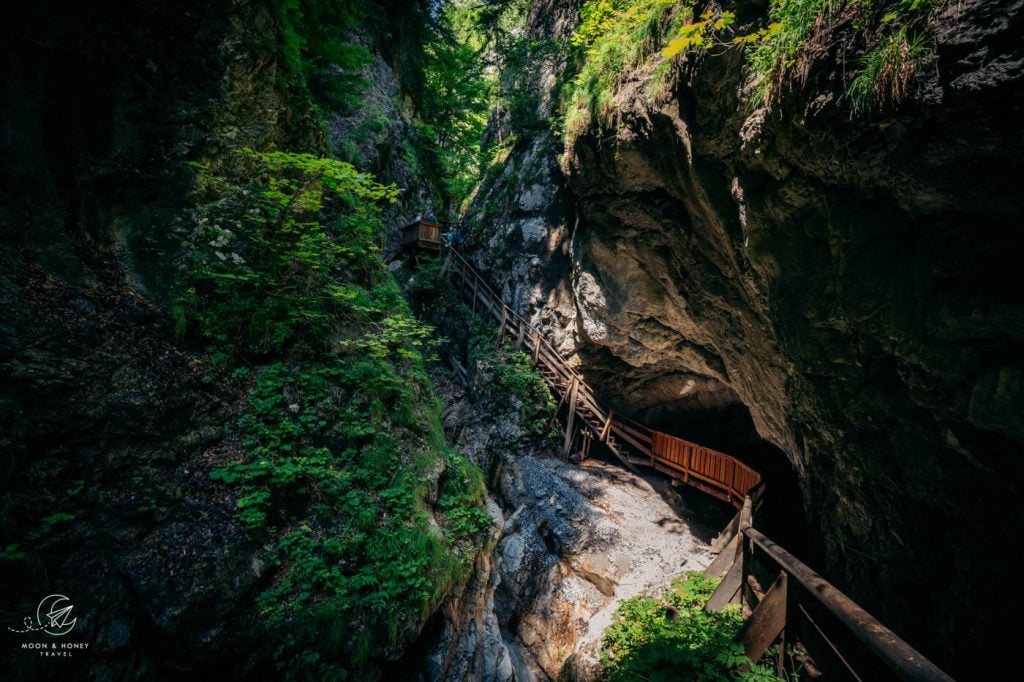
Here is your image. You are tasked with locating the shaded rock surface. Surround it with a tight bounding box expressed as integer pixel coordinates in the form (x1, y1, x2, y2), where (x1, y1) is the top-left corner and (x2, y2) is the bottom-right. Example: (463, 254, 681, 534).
(467, 0, 1024, 678)
(0, 2, 445, 678)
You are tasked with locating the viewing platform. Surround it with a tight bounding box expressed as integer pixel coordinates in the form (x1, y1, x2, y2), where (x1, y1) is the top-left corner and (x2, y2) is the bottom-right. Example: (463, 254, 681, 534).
(401, 219, 446, 253)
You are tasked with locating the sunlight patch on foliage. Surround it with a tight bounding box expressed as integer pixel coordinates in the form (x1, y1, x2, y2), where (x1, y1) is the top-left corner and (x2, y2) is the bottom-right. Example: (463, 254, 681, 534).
(179, 151, 490, 678)
(601, 572, 784, 681)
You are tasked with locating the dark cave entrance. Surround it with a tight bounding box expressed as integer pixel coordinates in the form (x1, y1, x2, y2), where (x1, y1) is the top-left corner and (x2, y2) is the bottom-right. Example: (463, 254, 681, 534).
(585, 399, 811, 559)
(655, 402, 810, 558)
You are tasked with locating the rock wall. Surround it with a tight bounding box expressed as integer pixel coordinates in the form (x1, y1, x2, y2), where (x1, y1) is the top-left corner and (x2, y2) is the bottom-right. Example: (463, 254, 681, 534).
(468, 0, 1024, 677)
(0, 2, 443, 677)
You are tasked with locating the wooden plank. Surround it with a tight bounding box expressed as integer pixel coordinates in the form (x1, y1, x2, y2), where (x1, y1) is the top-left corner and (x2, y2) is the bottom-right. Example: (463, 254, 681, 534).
(710, 510, 741, 555)
(616, 421, 653, 443)
(705, 552, 743, 612)
(600, 410, 614, 442)
(741, 572, 788, 664)
(705, 532, 740, 578)
(612, 426, 653, 457)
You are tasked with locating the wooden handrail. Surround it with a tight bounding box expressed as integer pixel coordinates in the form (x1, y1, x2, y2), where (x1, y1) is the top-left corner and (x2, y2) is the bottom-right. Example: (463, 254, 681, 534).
(433, 239, 950, 680)
(701, 492, 953, 679)
(741, 526, 953, 681)
(438, 247, 763, 508)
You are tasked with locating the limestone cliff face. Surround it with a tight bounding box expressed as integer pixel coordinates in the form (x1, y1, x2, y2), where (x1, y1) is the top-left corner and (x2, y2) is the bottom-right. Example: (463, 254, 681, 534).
(469, 0, 1024, 677)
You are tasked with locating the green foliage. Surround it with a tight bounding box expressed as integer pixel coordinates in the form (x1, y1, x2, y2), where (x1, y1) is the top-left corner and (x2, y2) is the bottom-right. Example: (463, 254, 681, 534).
(181, 152, 489, 677)
(41, 512, 76, 527)
(740, 0, 935, 112)
(497, 37, 568, 136)
(278, 0, 372, 113)
(662, 10, 736, 58)
(205, 355, 489, 674)
(740, 0, 841, 110)
(420, 7, 493, 207)
(561, 0, 694, 145)
(0, 543, 27, 562)
(472, 328, 558, 439)
(437, 454, 492, 541)
(601, 572, 784, 681)
(562, 0, 937, 129)
(181, 150, 397, 358)
(847, 26, 929, 115)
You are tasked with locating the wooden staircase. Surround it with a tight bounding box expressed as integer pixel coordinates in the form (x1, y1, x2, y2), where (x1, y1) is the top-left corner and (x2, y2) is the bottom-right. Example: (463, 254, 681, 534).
(399, 223, 955, 681)
(437, 244, 761, 509)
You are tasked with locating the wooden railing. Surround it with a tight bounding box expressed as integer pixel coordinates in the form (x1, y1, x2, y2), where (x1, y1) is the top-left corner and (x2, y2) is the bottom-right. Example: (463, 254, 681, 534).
(438, 244, 762, 509)
(706, 497, 954, 681)
(417, 232, 952, 680)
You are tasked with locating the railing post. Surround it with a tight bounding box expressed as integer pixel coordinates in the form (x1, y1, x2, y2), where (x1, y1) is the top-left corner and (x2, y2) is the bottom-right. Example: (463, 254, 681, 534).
(683, 444, 691, 483)
(730, 460, 738, 503)
(496, 307, 508, 348)
(531, 334, 541, 361)
(600, 410, 614, 443)
(562, 377, 578, 457)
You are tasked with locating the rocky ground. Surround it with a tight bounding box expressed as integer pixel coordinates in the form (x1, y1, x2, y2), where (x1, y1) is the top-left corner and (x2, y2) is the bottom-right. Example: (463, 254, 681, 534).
(412, 375, 735, 681)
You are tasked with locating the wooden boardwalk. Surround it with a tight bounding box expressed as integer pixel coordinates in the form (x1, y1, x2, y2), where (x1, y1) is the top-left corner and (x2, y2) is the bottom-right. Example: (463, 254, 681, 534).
(403, 220, 955, 680)
(432, 239, 762, 509)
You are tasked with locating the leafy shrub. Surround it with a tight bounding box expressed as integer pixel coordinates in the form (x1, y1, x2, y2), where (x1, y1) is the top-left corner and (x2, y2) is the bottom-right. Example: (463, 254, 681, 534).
(471, 327, 558, 439)
(601, 572, 784, 681)
(181, 152, 490, 678)
(181, 150, 399, 357)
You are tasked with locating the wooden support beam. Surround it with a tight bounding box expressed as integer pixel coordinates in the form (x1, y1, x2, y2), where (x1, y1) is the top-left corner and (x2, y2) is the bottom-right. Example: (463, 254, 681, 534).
(579, 430, 592, 461)
(705, 551, 743, 612)
(705, 533, 740, 579)
(709, 510, 741, 556)
(562, 377, 578, 457)
(531, 334, 541, 361)
(600, 410, 614, 442)
(496, 307, 508, 348)
(741, 572, 788, 665)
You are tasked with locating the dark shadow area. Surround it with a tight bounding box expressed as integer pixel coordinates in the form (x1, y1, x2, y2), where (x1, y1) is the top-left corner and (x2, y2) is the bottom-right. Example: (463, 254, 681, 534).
(649, 401, 813, 562)
(579, 399, 814, 564)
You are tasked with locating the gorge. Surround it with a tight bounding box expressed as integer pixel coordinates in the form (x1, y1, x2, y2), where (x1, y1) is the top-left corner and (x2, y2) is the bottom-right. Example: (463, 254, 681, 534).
(1, 0, 1022, 680)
